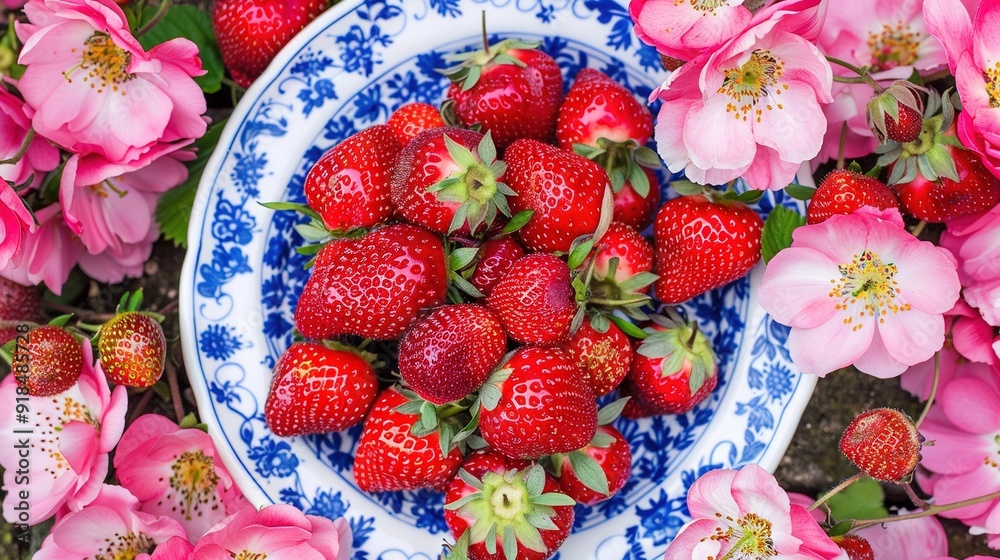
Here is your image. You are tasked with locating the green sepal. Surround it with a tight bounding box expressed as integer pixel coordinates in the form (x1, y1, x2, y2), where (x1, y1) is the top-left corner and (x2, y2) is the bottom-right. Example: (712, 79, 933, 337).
(826, 521, 854, 538)
(568, 450, 610, 496)
(502, 210, 534, 234)
(49, 314, 74, 328)
(670, 179, 706, 196)
(608, 315, 646, 339)
(567, 236, 595, 270)
(533, 492, 577, 507)
(588, 313, 611, 334)
(597, 398, 629, 426)
(735, 189, 764, 204)
(784, 183, 816, 201)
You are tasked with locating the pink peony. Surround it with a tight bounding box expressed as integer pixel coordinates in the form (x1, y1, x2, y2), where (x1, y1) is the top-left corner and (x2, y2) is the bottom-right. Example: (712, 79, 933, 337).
(0, 203, 77, 294)
(664, 464, 844, 560)
(0, 84, 60, 188)
(629, 0, 753, 63)
(813, 0, 950, 168)
(192, 503, 353, 560)
(925, 0, 1000, 180)
(16, 0, 206, 165)
(854, 512, 950, 559)
(940, 204, 1000, 327)
(114, 414, 249, 541)
(652, 0, 833, 191)
(918, 361, 1000, 533)
(0, 337, 128, 525)
(759, 206, 960, 377)
(34, 484, 189, 560)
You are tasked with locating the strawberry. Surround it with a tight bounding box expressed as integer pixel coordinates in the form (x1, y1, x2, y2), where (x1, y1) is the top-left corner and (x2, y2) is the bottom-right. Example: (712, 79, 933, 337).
(612, 167, 661, 231)
(0, 277, 41, 322)
(12, 324, 83, 396)
(590, 222, 655, 300)
(891, 143, 1000, 222)
(212, 0, 327, 88)
(884, 103, 923, 144)
(652, 193, 762, 304)
(98, 311, 166, 388)
(398, 304, 507, 405)
(555, 424, 632, 505)
(504, 138, 610, 253)
(831, 535, 875, 560)
(565, 319, 633, 397)
(294, 224, 448, 341)
(866, 81, 925, 144)
(556, 68, 653, 149)
(264, 341, 378, 436)
(807, 169, 900, 225)
(839, 407, 922, 482)
(478, 346, 597, 459)
(444, 456, 575, 560)
(622, 315, 717, 417)
(353, 386, 464, 492)
(442, 39, 563, 151)
(304, 124, 402, 231)
(387, 102, 446, 145)
(391, 127, 511, 235)
(468, 237, 525, 297)
(486, 253, 578, 345)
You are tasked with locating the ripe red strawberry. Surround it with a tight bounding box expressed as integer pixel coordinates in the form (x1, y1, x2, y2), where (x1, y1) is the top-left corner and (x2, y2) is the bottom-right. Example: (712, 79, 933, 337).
(565, 319, 633, 397)
(0, 277, 41, 322)
(623, 315, 717, 417)
(807, 169, 899, 225)
(468, 237, 525, 297)
(556, 68, 653, 149)
(294, 224, 448, 341)
(613, 167, 661, 231)
(652, 194, 763, 304)
(391, 127, 510, 235)
(556, 424, 632, 505)
(892, 144, 1000, 222)
(264, 342, 378, 436)
(591, 222, 654, 292)
(839, 407, 922, 482)
(304, 124, 402, 231)
(398, 304, 507, 405)
(884, 103, 923, 143)
(387, 102, 446, 145)
(444, 456, 575, 560)
(478, 346, 597, 459)
(504, 138, 610, 253)
(353, 386, 464, 492)
(832, 535, 875, 560)
(98, 312, 166, 388)
(13, 325, 83, 396)
(486, 253, 577, 345)
(442, 39, 563, 150)
(212, 0, 327, 88)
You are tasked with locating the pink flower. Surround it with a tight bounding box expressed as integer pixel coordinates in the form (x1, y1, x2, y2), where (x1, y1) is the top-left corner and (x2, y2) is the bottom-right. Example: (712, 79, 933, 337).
(918, 361, 1000, 532)
(192, 503, 352, 560)
(0, 203, 78, 294)
(0, 84, 60, 188)
(0, 337, 128, 524)
(664, 464, 844, 560)
(114, 414, 249, 541)
(925, 0, 1000, 179)
(652, 0, 833, 191)
(4, 0, 27, 8)
(940, 204, 1000, 327)
(758, 206, 960, 377)
(813, 0, 949, 167)
(629, 0, 753, 63)
(0, 180, 34, 272)
(854, 512, 949, 560)
(34, 485, 189, 560)
(16, 0, 206, 165)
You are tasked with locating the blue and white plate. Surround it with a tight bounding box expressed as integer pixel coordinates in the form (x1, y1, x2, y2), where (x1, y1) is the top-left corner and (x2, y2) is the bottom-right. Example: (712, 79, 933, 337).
(179, 0, 817, 557)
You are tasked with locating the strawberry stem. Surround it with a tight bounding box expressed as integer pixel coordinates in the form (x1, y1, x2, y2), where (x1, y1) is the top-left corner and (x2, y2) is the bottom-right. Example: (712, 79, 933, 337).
(685, 322, 699, 349)
(908, 220, 927, 239)
(480, 11, 490, 54)
(914, 351, 939, 429)
(901, 482, 931, 510)
(849, 489, 1000, 531)
(807, 473, 863, 512)
(836, 122, 848, 170)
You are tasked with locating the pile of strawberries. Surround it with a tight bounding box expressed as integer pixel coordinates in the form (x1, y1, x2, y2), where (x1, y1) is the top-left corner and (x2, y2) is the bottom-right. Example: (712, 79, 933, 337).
(263, 36, 767, 560)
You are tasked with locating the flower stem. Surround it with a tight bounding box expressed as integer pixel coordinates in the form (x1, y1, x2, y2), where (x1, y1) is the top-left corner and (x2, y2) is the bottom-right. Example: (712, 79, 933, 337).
(825, 56, 885, 93)
(808, 473, 863, 511)
(135, 0, 171, 37)
(909, 220, 927, 239)
(164, 345, 185, 423)
(850, 490, 1000, 531)
(915, 351, 939, 429)
(836, 121, 848, 170)
(902, 482, 931, 510)
(0, 128, 35, 166)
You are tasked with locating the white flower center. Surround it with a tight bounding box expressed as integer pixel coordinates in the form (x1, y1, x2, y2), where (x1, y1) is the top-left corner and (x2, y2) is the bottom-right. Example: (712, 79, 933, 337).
(867, 21, 920, 72)
(704, 511, 776, 560)
(718, 49, 787, 123)
(830, 250, 909, 329)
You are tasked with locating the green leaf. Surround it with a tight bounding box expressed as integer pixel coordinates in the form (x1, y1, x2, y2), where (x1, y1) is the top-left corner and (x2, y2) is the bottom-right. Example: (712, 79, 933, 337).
(670, 179, 705, 196)
(736, 189, 764, 204)
(608, 315, 646, 339)
(761, 206, 806, 263)
(784, 183, 816, 201)
(502, 210, 533, 234)
(597, 398, 629, 426)
(567, 237, 594, 270)
(450, 247, 480, 271)
(155, 121, 225, 247)
(568, 451, 609, 495)
(479, 383, 502, 411)
(137, 5, 224, 93)
(826, 477, 888, 521)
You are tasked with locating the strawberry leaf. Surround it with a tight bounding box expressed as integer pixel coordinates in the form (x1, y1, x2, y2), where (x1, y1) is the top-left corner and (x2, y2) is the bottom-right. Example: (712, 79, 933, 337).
(633, 146, 661, 168)
(826, 477, 888, 521)
(479, 383, 502, 411)
(761, 206, 806, 263)
(590, 429, 616, 448)
(525, 464, 545, 496)
(136, 5, 223, 93)
(449, 247, 480, 271)
(597, 398, 629, 426)
(533, 492, 576, 507)
(671, 179, 704, 196)
(568, 451, 609, 496)
(503, 526, 518, 560)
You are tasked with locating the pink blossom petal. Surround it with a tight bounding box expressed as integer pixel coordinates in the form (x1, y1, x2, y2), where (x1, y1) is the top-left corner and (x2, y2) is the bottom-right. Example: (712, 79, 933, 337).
(930, 468, 1000, 521)
(758, 246, 838, 328)
(924, 0, 973, 72)
(972, 1, 1000, 67)
(741, 145, 804, 191)
(753, 66, 829, 163)
(58, 421, 99, 474)
(686, 468, 740, 521)
(665, 519, 724, 560)
(875, 307, 945, 369)
(953, 314, 999, 363)
(787, 308, 874, 375)
(683, 93, 757, 174)
(920, 412, 996, 474)
(852, 326, 909, 378)
(788, 214, 867, 262)
(731, 465, 797, 552)
(855, 512, 949, 560)
(941, 376, 1000, 433)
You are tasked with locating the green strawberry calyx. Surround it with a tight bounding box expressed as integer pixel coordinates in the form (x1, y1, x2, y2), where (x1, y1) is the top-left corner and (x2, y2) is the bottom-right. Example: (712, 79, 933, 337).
(637, 313, 717, 393)
(574, 139, 660, 196)
(865, 80, 925, 144)
(444, 464, 575, 560)
(440, 32, 541, 91)
(427, 132, 514, 235)
(877, 88, 964, 185)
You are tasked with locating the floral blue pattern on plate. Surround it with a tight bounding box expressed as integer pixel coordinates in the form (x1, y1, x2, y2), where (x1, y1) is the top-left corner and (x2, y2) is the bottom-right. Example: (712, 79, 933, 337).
(179, 0, 818, 557)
